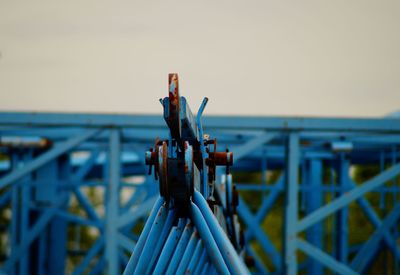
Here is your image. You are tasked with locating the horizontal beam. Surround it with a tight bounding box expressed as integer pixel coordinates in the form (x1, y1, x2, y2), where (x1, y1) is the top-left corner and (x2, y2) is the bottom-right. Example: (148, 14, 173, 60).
(0, 129, 100, 190)
(0, 112, 400, 133)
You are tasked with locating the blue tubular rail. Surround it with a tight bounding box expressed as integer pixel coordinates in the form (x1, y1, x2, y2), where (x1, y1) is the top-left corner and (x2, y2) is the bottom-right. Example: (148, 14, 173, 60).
(123, 196, 164, 275)
(152, 222, 184, 274)
(133, 203, 169, 275)
(194, 191, 250, 275)
(175, 231, 200, 274)
(190, 202, 230, 275)
(124, 201, 249, 275)
(165, 222, 194, 274)
(123, 198, 250, 274)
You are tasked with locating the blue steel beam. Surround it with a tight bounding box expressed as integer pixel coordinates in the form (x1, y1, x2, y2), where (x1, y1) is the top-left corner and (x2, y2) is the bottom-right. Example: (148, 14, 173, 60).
(117, 195, 158, 229)
(296, 239, 357, 275)
(306, 158, 323, 274)
(117, 232, 136, 253)
(336, 154, 350, 264)
(297, 162, 400, 233)
(352, 182, 400, 257)
(2, 195, 68, 272)
(233, 133, 276, 161)
(283, 132, 300, 275)
(350, 203, 400, 272)
(237, 196, 281, 269)
(1, 112, 400, 133)
(0, 128, 100, 190)
(72, 238, 105, 275)
(105, 129, 121, 274)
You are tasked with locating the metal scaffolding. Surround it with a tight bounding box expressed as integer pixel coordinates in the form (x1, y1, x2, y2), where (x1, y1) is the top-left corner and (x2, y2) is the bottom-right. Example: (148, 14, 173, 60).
(0, 112, 399, 274)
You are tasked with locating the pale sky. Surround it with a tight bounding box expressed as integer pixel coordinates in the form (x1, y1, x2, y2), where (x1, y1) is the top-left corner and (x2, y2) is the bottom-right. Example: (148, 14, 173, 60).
(0, 0, 399, 117)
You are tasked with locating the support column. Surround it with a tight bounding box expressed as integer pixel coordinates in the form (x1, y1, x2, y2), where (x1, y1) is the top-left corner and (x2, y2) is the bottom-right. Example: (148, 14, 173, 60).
(306, 158, 323, 274)
(284, 133, 299, 275)
(48, 155, 69, 274)
(19, 150, 32, 275)
(106, 129, 121, 274)
(336, 153, 349, 263)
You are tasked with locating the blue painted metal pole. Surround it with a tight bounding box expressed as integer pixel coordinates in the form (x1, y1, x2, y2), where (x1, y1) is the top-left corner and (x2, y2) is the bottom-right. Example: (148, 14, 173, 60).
(152, 224, 184, 274)
(246, 246, 270, 274)
(193, 191, 250, 275)
(297, 239, 357, 275)
(200, 263, 209, 275)
(176, 232, 200, 274)
(72, 238, 105, 275)
(193, 248, 207, 275)
(336, 153, 349, 264)
(306, 158, 323, 274)
(283, 132, 299, 275)
(105, 129, 121, 275)
(145, 209, 177, 273)
(165, 222, 194, 275)
(133, 203, 168, 275)
(123, 196, 165, 274)
(196, 97, 209, 197)
(186, 240, 204, 273)
(190, 201, 231, 275)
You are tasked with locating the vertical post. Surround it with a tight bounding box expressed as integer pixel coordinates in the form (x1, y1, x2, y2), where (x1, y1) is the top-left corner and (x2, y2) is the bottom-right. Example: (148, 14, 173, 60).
(19, 151, 32, 275)
(306, 158, 323, 274)
(336, 153, 349, 263)
(261, 149, 267, 202)
(284, 132, 299, 274)
(10, 153, 20, 275)
(34, 156, 57, 274)
(106, 128, 121, 274)
(48, 155, 69, 274)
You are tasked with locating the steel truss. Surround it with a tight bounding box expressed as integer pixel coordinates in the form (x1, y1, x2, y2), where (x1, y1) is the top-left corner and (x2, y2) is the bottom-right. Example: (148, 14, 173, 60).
(0, 112, 399, 274)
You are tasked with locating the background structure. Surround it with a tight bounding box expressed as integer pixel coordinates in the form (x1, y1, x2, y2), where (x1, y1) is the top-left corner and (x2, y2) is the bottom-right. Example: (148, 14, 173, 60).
(0, 112, 399, 274)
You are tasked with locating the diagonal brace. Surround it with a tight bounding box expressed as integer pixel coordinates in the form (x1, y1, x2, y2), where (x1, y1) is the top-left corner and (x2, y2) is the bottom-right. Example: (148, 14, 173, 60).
(297, 238, 357, 275)
(233, 132, 276, 162)
(0, 128, 100, 190)
(297, 162, 400, 233)
(351, 203, 400, 272)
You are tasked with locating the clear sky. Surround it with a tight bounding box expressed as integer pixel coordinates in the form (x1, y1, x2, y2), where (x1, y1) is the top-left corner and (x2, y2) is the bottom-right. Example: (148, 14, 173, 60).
(0, 0, 399, 117)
